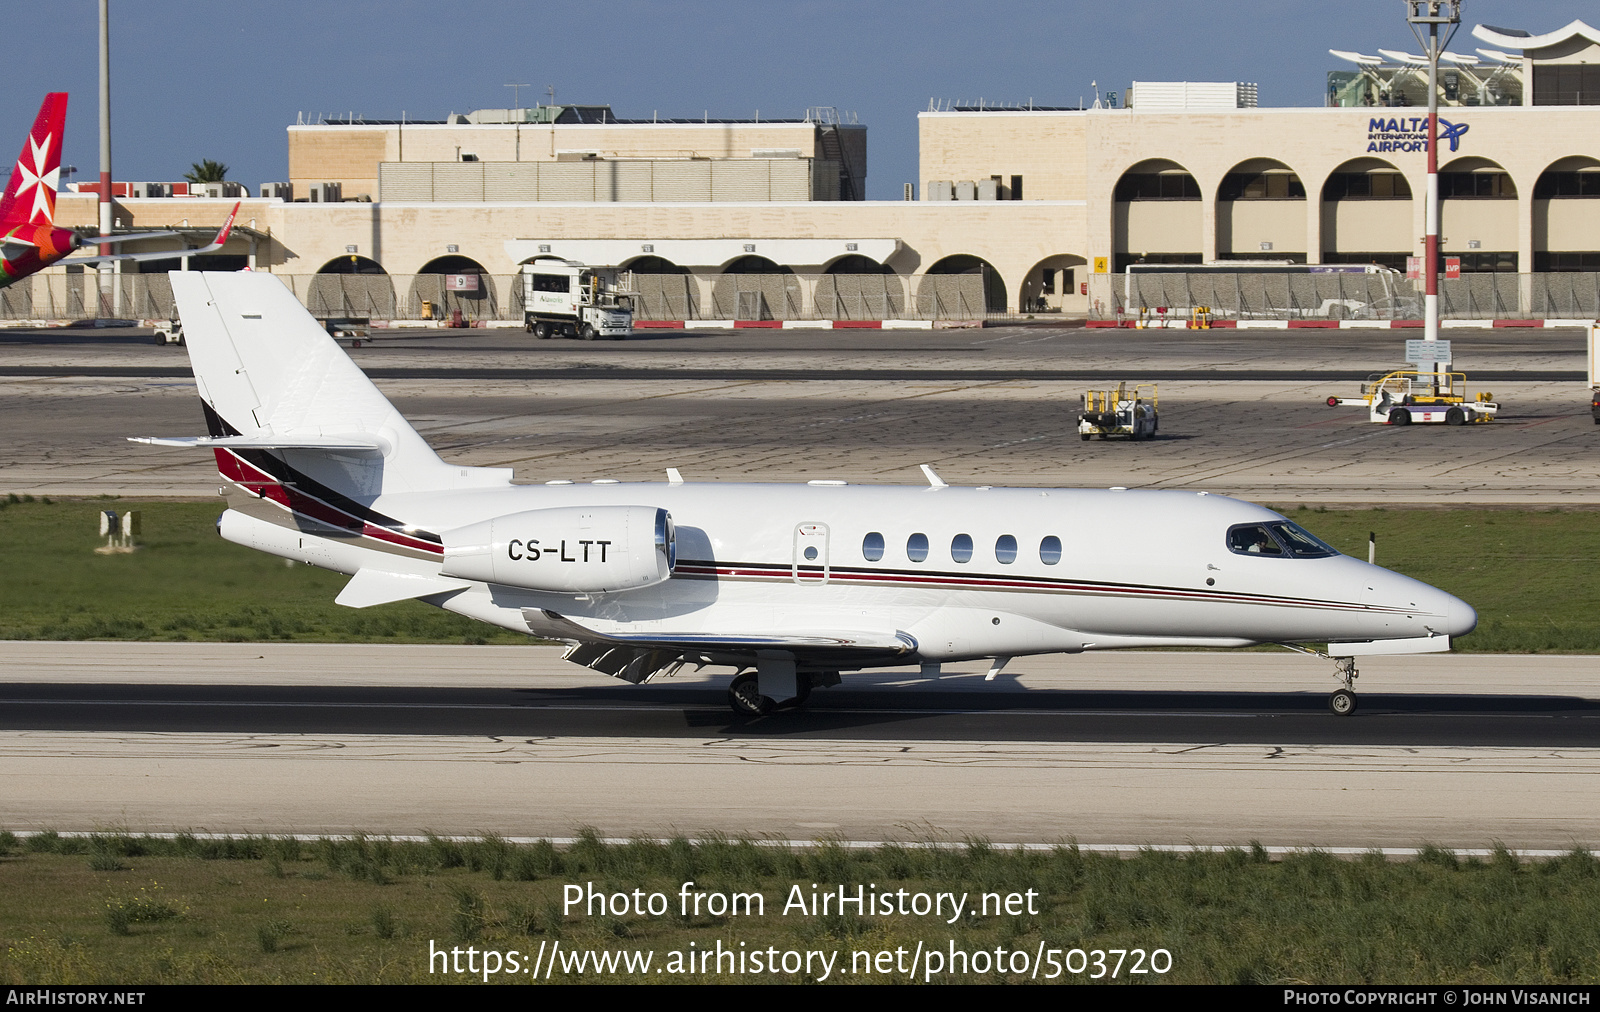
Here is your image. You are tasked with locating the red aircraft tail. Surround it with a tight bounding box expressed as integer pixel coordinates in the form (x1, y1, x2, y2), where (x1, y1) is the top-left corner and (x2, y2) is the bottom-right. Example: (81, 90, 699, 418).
(0, 93, 68, 230)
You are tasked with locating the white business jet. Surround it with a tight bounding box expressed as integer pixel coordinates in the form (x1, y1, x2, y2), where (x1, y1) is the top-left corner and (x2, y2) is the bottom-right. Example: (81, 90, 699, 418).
(135, 272, 1475, 717)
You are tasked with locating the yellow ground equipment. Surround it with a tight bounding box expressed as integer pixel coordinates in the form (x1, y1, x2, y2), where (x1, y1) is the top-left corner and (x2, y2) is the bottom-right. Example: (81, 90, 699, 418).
(1325, 369, 1498, 426)
(1079, 382, 1159, 440)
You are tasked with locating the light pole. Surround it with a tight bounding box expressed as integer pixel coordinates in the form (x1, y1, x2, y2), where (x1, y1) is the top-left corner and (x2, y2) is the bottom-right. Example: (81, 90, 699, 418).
(98, 0, 115, 316)
(1407, 0, 1461, 387)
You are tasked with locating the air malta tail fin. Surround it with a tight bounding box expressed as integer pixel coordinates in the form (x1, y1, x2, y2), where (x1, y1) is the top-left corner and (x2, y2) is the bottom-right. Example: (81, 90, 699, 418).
(0, 93, 67, 230)
(137, 272, 511, 498)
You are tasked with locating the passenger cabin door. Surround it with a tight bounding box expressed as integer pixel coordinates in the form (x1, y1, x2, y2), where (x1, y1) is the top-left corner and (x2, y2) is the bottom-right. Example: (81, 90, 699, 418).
(792, 523, 830, 584)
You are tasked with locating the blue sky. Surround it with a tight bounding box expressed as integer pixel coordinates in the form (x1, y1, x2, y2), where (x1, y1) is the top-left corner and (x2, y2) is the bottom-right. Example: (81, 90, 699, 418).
(4, 1, 1585, 199)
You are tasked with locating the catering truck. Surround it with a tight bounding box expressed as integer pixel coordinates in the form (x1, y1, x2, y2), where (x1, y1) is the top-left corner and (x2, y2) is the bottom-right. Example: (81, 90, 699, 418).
(519, 260, 636, 340)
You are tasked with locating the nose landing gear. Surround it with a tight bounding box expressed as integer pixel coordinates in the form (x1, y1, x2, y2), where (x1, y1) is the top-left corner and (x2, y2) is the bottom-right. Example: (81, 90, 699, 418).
(1328, 656, 1358, 716)
(1277, 644, 1361, 716)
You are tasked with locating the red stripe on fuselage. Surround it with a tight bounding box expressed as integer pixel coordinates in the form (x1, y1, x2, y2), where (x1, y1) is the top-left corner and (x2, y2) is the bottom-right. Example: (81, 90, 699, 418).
(674, 560, 1397, 614)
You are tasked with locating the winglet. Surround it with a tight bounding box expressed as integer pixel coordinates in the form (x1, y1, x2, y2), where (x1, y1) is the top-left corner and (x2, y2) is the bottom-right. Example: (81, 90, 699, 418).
(190, 201, 240, 254)
(920, 464, 947, 488)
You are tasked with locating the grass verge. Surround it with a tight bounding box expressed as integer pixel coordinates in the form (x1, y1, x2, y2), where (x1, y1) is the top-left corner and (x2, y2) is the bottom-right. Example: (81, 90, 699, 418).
(2, 831, 1598, 984)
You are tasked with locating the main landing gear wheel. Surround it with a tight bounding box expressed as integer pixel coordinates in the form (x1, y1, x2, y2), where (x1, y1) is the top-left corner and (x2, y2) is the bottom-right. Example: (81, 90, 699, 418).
(1328, 688, 1357, 716)
(728, 672, 774, 716)
(728, 672, 813, 715)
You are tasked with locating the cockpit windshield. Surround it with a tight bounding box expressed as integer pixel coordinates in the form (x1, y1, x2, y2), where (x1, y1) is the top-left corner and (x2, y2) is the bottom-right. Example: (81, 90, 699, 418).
(1225, 521, 1340, 559)
(1267, 521, 1338, 559)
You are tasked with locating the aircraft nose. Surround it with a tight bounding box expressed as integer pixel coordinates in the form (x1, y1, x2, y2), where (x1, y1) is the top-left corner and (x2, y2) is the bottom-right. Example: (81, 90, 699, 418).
(1445, 593, 1478, 638)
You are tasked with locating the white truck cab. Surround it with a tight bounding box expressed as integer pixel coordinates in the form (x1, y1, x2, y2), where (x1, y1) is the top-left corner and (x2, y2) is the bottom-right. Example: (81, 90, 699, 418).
(520, 259, 636, 340)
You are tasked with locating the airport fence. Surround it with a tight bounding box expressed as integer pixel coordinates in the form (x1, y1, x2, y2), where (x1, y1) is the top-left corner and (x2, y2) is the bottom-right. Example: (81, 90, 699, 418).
(0, 271, 992, 323)
(1087, 271, 1600, 321)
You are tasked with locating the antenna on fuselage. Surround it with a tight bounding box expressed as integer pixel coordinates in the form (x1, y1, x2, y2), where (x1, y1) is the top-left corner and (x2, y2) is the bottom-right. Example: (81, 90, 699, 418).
(919, 464, 947, 488)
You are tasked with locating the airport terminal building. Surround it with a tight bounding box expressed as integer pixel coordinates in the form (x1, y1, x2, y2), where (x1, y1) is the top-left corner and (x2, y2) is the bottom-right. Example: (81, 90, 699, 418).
(26, 17, 1600, 322)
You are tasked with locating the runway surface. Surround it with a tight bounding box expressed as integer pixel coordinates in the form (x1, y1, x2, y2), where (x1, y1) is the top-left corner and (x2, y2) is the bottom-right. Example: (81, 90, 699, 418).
(3, 643, 1598, 849)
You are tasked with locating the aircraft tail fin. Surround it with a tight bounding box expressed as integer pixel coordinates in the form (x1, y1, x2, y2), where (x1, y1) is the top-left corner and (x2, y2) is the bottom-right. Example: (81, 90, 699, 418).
(0, 93, 67, 230)
(166, 271, 511, 497)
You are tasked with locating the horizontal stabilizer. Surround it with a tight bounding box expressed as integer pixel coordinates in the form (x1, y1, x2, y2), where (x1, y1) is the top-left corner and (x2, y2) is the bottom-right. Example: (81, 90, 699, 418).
(335, 568, 472, 609)
(1329, 635, 1450, 657)
(129, 434, 386, 451)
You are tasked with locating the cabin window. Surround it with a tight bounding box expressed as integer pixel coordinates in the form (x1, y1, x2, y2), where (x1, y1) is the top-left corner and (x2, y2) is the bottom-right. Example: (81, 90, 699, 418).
(995, 534, 1018, 564)
(862, 532, 885, 562)
(1039, 536, 1062, 565)
(907, 533, 929, 563)
(951, 533, 974, 563)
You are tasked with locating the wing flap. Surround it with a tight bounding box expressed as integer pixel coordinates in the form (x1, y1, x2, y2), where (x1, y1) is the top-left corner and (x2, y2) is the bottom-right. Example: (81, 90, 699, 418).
(523, 608, 917, 656)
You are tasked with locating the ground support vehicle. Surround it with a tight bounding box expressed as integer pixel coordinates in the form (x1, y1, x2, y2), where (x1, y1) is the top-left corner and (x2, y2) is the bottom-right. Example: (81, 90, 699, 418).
(153, 318, 183, 346)
(1325, 369, 1498, 426)
(520, 260, 635, 340)
(1079, 382, 1158, 440)
(317, 317, 369, 342)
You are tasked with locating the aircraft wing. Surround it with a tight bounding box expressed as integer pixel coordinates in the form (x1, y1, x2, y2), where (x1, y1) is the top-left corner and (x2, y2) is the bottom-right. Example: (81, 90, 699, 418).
(70, 201, 239, 265)
(524, 607, 917, 682)
(79, 229, 182, 245)
(531, 605, 921, 685)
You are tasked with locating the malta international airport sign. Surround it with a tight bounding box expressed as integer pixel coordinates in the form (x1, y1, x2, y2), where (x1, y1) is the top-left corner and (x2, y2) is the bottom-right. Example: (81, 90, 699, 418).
(1365, 116, 1468, 154)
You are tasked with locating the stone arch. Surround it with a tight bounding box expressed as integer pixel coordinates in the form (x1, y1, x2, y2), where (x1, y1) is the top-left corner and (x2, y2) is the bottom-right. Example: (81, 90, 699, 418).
(1534, 156, 1600, 271)
(918, 254, 1006, 317)
(621, 255, 691, 274)
(408, 254, 497, 322)
(620, 256, 696, 320)
(822, 254, 894, 274)
(1321, 157, 1412, 200)
(713, 256, 800, 319)
(1320, 157, 1413, 268)
(815, 255, 904, 320)
(1438, 156, 1517, 198)
(720, 255, 792, 275)
(316, 254, 387, 274)
(1217, 158, 1307, 261)
(1019, 254, 1088, 313)
(309, 255, 395, 318)
(1114, 159, 1202, 273)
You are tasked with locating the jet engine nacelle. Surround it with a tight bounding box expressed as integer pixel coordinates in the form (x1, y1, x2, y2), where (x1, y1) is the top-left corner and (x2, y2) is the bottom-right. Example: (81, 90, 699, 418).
(440, 505, 675, 594)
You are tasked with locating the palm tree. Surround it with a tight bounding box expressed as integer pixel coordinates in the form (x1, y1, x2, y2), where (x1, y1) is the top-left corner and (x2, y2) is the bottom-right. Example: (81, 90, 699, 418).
(184, 160, 229, 184)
